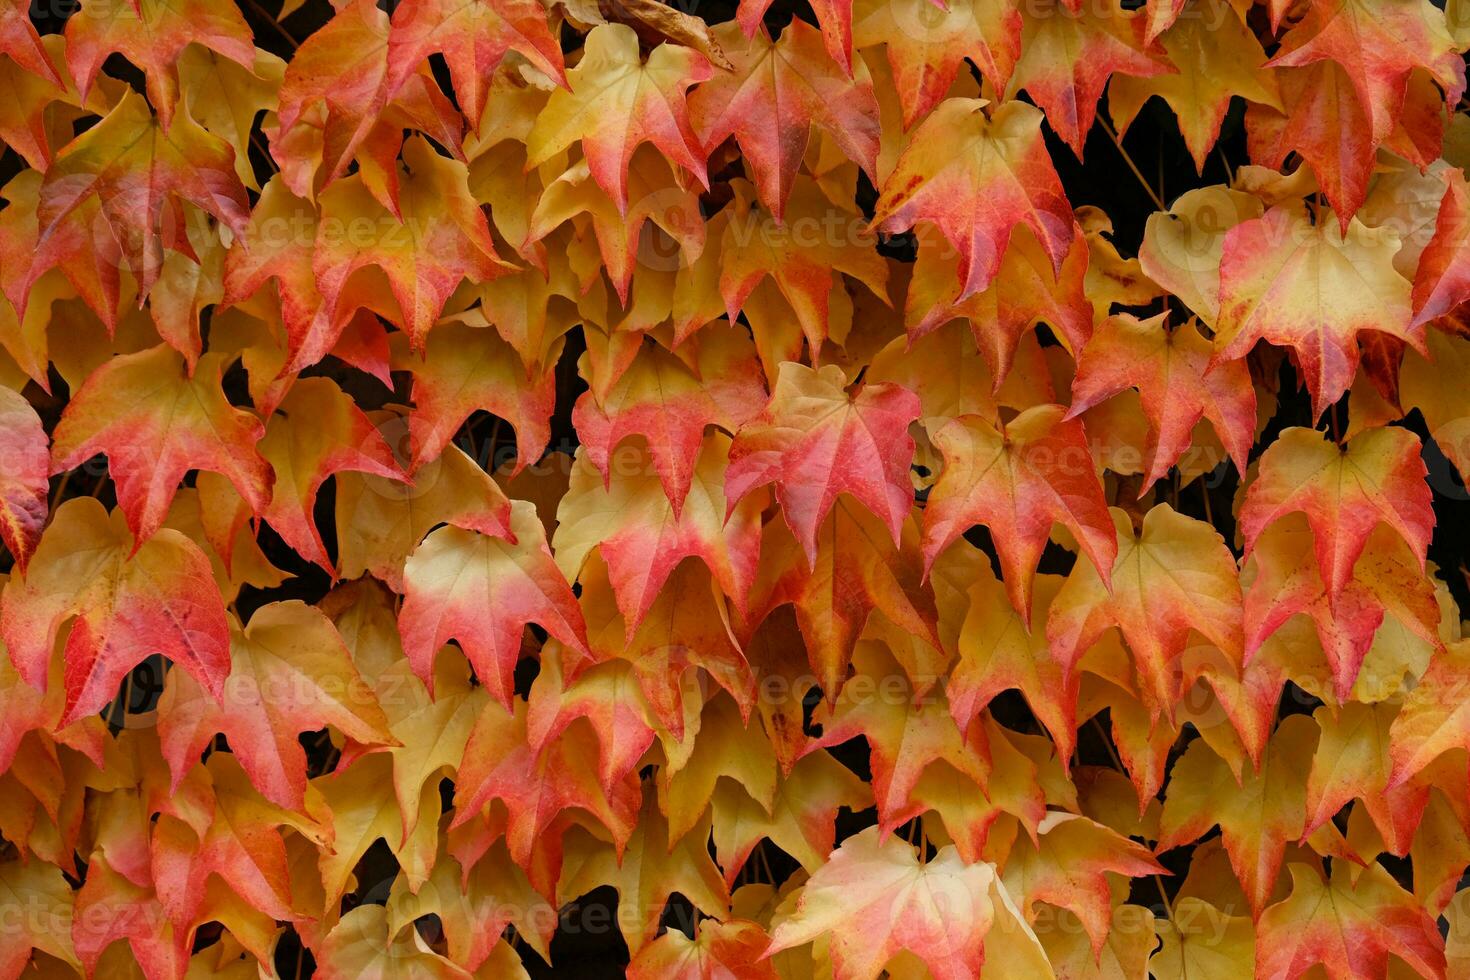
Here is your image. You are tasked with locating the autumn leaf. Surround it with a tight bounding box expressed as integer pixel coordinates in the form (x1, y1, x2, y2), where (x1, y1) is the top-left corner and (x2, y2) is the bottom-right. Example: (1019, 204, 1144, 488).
(527, 23, 711, 211)
(49, 345, 273, 546)
(1213, 202, 1420, 418)
(765, 826, 1052, 979)
(853, 0, 1021, 128)
(64, 0, 256, 131)
(1256, 862, 1446, 979)
(156, 601, 393, 811)
(400, 500, 588, 705)
(0, 385, 49, 571)
(690, 20, 880, 219)
(259, 377, 404, 574)
(36, 90, 249, 297)
(1006, 0, 1170, 157)
(922, 405, 1116, 622)
(1067, 313, 1255, 492)
(1047, 505, 1243, 715)
(871, 98, 1073, 301)
(1108, 0, 1279, 172)
(1157, 714, 1317, 916)
(3, 497, 230, 726)
(1240, 425, 1433, 600)
(313, 136, 511, 350)
(570, 326, 766, 511)
(554, 434, 764, 636)
(726, 361, 919, 566)
(385, 0, 566, 127)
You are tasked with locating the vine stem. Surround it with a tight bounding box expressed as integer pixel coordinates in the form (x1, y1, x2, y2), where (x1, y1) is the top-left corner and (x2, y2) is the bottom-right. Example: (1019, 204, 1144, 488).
(243, 0, 300, 50)
(1098, 116, 1166, 211)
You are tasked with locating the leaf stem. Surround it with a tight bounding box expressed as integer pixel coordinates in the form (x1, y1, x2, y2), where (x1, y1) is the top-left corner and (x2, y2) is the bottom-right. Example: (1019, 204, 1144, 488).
(243, 0, 300, 50)
(1098, 116, 1166, 211)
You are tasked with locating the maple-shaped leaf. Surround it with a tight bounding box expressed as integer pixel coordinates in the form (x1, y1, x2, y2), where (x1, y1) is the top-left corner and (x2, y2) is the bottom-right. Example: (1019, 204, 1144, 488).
(554, 434, 764, 637)
(50, 345, 273, 546)
(727, 362, 919, 565)
(1304, 702, 1427, 857)
(177, 45, 285, 191)
(0, 385, 48, 572)
(716, 178, 889, 358)
(71, 855, 183, 980)
(400, 500, 588, 705)
(1256, 862, 1447, 979)
(1048, 505, 1242, 714)
(582, 555, 755, 740)
(259, 378, 403, 574)
(903, 221, 1091, 378)
(1412, 167, 1470, 327)
(1388, 640, 1470, 791)
(3, 495, 230, 728)
(527, 643, 662, 795)
(747, 499, 939, 697)
(1214, 202, 1420, 417)
(1245, 62, 1376, 225)
(1002, 812, 1166, 957)
(906, 713, 1048, 863)
(269, 0, 464, 203)
(807, 658, 988, 835)
(0, 633, 110, 781)
(710, 750, 871, 886)
(560, 795, 729, 955)
(1158, 714, 1317, 916)
(1240, 425, 1432, 600)
(314, 136, 510, 350)
(1067, 314, 1255, 492)
(37, 90, 249, 298)
(357, 653, 490, 849)
(151, 753, 325, 951)
(0, 855, 79, 978)
(853, 0, 1021, 128)
(452, 698, 641, 877)
(222, 176, 351, 375)
(314, 750, 442, 904)
(952, 567, 1080, 760)
(0, 32, 108, 173)
(1108, 0, 1279, 172)
(629, 919, 779, 980)
(526, 148, 706, 307)
(406, 318, 557, 472)
(0, 0, 59, 86)
(871, 98, 1073, 301)
(1400, 329, 1470, 483)
(659, 692, 778, 844)
(1243, 517, 1442, 702)
(64, 0, 255, 130)
(571, 328, 766, 511)
(156, 601, 393, 810)
(1006, 0, 1170, 156)
(922, 405, 1116, 622)
(1268, 0, 1464, 150)
(765, 826, 1051, 979)
(690, 20, 879, 219)
(1150, 895, 1255, 978)
(527, 23, 711, 210)
(385, 0, 565, 128)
